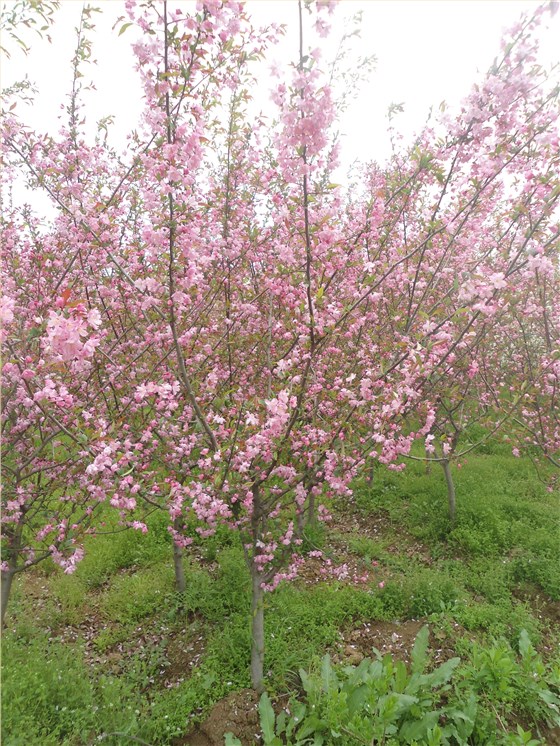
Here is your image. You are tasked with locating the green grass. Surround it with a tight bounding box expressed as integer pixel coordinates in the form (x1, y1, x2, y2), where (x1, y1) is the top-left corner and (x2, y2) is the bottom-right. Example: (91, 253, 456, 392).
(75, 509, 172, 588)
(2, 448, 559, 745)
(355, 452, 559, 596)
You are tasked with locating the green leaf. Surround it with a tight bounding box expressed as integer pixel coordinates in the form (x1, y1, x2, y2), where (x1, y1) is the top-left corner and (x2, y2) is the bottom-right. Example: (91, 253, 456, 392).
(427, 657, 460, 688)
(285, 702, 306, 738)
(346, 682, 368, 716)
(519, 629, 533, 659)
(395, 660, 408, 693)
(399, 710, 440, 741)
(259, 692, 276, 744)
(299, 668, 314, 697)
(297, 716, 324, 740)
(321, 654, 337, 693)
(28, 326, 43, 341)
(411, 626, 429, 674)
(445, 695, 477, 741)
(118, 21, 132, 36)
(275, 710, 286, 736)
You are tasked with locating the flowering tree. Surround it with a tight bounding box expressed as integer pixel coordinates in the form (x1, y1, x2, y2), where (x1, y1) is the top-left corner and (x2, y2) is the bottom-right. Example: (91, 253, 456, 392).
(352, 4, 560, 521)
(0, 4, 159, 622)
(0, 205, 110, 623)
(504, 248, 560, 478)
(2, 0, 558, 693)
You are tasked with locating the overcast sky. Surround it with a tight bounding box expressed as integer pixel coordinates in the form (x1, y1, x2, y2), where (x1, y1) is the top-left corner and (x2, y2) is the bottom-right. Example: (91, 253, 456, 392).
(2, 0, 558, 179)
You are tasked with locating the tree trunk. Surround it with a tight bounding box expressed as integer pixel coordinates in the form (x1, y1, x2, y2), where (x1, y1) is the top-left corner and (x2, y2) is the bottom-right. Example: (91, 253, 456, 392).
(1, 568, 16, 626)
(307, 492, 316, 526)
(172, 517, 187, 594)
(296, 509, 304, 537)
(425, 448, 432, 475)
(173, 541, 186, 594)
(441, 459, 456, 525)
(250, 570, 265, 693)
(366, 458, 375, 486)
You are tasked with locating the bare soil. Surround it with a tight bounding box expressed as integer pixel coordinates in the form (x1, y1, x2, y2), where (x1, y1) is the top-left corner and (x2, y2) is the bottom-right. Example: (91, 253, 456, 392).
(177, 689, 259, 746)
(163, 622, 207, 686)
(331, 617, 463, 668)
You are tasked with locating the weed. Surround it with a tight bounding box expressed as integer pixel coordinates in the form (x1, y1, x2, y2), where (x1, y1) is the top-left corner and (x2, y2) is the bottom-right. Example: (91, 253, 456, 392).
(99, 562, 175, 623)
(1, 634, 95, 744)
(48, 573, 87, 625)
(228, 628, 559, 746)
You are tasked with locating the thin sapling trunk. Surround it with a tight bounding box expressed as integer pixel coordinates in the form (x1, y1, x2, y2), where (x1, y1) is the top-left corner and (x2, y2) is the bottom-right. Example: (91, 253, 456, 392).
(250, 569, 265, 694)
(367, 457, 375, 486)
(441, 458, 456, 525)
(173, 517, 187, 594)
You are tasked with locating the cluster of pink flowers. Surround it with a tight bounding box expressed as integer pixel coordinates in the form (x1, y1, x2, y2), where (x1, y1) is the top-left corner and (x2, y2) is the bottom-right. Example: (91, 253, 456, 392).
(43, 306, 102, 369)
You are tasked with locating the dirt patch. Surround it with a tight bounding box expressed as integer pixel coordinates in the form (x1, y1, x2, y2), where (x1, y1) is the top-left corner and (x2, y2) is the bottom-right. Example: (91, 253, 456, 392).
(540, 725, 560, 745)
(513, 585, 560, 625)
(163, 623, 207, 686)
(296, 554, 375, 587)
(332, 619, 462, 668)
(386, 539, 434, 566)
(329, 503, 434, 567)
(332, 619, 423, 666)
(294, 505, 426, 589)
(179, 689, 260, 746)
(328, 504, 394, 540)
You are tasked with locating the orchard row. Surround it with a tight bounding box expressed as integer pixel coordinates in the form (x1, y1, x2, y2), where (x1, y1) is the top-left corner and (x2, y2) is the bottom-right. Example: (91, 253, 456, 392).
(1, 0, 558, 690)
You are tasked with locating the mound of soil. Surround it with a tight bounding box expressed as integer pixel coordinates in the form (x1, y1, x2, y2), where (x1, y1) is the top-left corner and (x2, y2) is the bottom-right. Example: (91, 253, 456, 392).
(178, 688, 260, 746)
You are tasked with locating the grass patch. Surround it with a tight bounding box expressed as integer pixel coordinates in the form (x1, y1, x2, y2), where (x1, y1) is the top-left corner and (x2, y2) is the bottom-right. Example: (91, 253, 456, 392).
(2, 448, 558, 745)
(76, 510, 172, 588)
(99, 562, 175, 623)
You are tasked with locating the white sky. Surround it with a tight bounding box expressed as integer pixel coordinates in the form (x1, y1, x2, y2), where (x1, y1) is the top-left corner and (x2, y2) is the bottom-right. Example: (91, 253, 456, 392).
(1, 0, 558, 184)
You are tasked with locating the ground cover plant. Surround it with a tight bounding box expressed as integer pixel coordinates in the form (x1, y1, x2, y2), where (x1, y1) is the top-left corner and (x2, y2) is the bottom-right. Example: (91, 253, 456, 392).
(1, 0, 559, 743)
(2, 450, 560, 744)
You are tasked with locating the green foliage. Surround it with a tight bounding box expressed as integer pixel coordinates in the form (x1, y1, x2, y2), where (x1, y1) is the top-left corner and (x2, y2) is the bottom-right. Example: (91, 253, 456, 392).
(300, 521, 327, 553)
(266, 583, 385, 689)
(48, 573, 87, 625)
(3, 451, 558, 746)
(172, 547, 251, 622)
(378, 570, 462, 620)
(200, 523, 238, 562)
(454, 599, 541, 644)
(76, 512, 171, 588)
(93, 624, 132, 653)
(240, 628, 558, 746)
(2, 634, 94, 744)
(511, 554, 560, 600)
(461, 631, 560, 734)
(345, 534, 391, 562)
(138, 674, 210, 743)
(246, 627, 468, 745)
(356, 452, 559, 604)
(99, 562, 175, 623)
(0, 0, 60, 59)
(1, 633, 142, 745)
